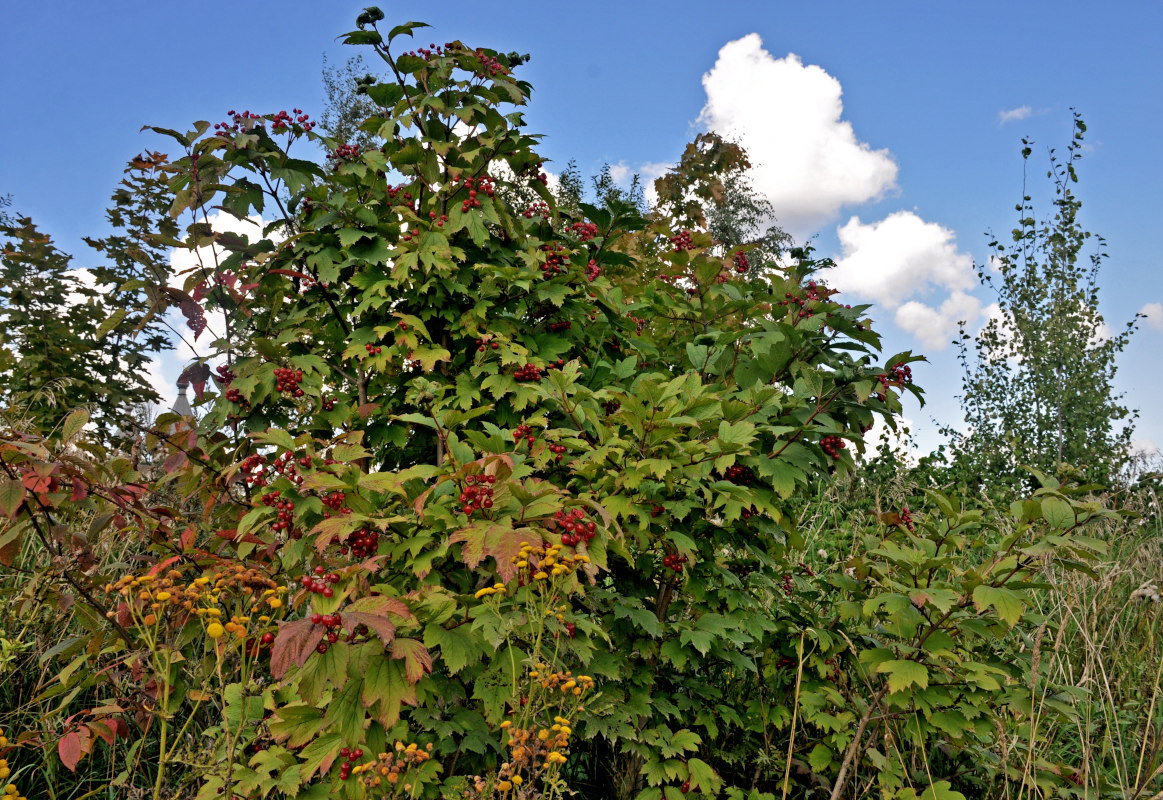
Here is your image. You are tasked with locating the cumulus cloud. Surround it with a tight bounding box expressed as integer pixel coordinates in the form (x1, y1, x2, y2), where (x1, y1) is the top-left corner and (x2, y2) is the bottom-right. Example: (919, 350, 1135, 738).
(998, 105, 1033, 125)
(697, 34, 897, 238)
(1139, 302, 1163, 331)
(826, 211, 981, 349)
(895, 291, 981, 351)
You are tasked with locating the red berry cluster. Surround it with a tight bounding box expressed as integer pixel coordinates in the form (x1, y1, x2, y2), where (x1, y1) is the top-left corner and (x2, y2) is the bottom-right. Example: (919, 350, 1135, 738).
(339, 527, 379, 558)
(302, 567, 339, 599)
(215, 364, 236, 384)
(239, 454, 268, 486)
(329, 143, 361, 161)
(401, 42, 455, 61)
(364, 343, 383, 356)
(670, 230, 695, 252)
(263, 491, 297, 535)
(723, 464, 755, 486)
(732, 251, 750, 274)
(569, 221, 599, 242)
(386, 184, 415, 208)
(626, 313, 646, 334)
(514, 363, 543, 382)
(650, 505, 665, 518)
(522, 201, 551, 220)
(663, 551, 689, 573)
(337, 746, 365, 781)
(548, 443, 567, 462)
(452, 175, 495, 212)
(274, 366, 304, 397)
(514, 424, 536, 445)
(473, 49, 508, 77)
(586, 259, 602, 282)
(782, 573, 794, 595)
(879, 363, 913, 388)
(271, 108, 312, 132)
(321, 395, 337, 412)
(548, 320, 572, 333)
(460, 474, 495, 515)
(900, 506, 914, 532)
(425, 209, 449, 229)
(214, 109, 316, 135)
(272, 451, 307, 488)
(555, 507, 596, 547)
(225, 387, 246, 405)
(475, 338, 500, 353)
(820, 435, 846, 460)
(741, 505, 758, 520)
(322, 491, 346, 515)
(539, 243, 569, 278)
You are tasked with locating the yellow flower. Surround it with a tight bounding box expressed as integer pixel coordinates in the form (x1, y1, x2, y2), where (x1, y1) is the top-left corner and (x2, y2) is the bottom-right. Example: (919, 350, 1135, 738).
(206, 622, 225, 639)
(155, 591, 172, 601)
(533, 571, 548, 581)
(268, 597, 283, 609)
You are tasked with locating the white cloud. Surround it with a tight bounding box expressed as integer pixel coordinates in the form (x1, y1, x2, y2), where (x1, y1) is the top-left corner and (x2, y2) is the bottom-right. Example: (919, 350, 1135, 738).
(828, 211, 980, 351)
(1140, 302, 1163, 331)
(862, 411, 917, 463)
(697, 34, 898, 238)
(895, 291, 982, 351)
(998, 105, 1032, 125)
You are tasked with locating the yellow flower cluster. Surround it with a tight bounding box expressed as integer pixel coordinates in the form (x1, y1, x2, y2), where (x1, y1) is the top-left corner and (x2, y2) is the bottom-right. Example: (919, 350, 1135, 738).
(356, 741, 433, 790)
(511, 542, 589, 584)
(104, 565, 287, 635)
(526, 664, 595, 696)
(474, 582, 508, 600)
(0, 728, 25, 800)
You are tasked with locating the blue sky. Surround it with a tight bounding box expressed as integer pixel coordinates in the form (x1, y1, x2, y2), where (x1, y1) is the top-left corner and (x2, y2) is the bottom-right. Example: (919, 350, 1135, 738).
(3, 1, 1161, 456)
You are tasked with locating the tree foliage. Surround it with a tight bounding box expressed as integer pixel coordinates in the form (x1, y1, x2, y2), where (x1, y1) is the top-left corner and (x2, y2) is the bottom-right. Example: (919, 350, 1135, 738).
(0, 13, 1133, 800)
(957, 114, 1138, 487)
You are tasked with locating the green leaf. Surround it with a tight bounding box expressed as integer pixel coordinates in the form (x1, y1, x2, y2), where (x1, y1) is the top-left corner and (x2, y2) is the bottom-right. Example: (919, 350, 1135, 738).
(972, 584, 1024, 626)
(686, 758, 719, 792)
(61, 408, 89, 442)
(1041, 495, 1075, 529)
(296, 732, 342, 782)
(424, 622, 484, 674)
(877, 659, 929, 694)
(808, 744, 833, 772)
(95, 308, 127, 339)
(0, 478, 25, 519)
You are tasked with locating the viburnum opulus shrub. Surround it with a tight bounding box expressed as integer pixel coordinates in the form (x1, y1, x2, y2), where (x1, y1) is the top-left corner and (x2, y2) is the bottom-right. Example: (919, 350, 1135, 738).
(0, 9, 1116, 800)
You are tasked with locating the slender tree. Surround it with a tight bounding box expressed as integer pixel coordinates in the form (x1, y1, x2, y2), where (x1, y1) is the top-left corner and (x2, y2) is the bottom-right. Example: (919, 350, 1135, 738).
(957, 113, 1138, 486)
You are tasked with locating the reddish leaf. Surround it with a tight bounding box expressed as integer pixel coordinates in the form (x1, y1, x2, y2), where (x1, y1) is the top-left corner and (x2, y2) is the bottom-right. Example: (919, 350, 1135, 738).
(357, 403, 381, 419)
(58, 726, 92, 771)
(270, 268, 314, 280)
(163, 451, 188, 474)
(391, 638, 433, 683)
(313, 516, 362, 554)
(451, 523, 544, 582)
(179, 526, 196, 551)
(147, 555, 182, 577)
(87, 720, 117, 746)
(69, 478, 88, 502)
(0, 525, 22, 567)
(116, 602, 133, 628)
(270, 618, 325, 678)
(344, 612, 396, 647)
(346, 594, 413, 621)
